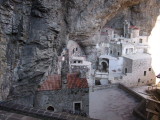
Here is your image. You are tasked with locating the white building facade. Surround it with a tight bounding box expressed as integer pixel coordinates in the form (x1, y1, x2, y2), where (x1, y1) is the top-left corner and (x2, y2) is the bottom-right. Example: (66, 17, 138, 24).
(95, 21, 156, 87)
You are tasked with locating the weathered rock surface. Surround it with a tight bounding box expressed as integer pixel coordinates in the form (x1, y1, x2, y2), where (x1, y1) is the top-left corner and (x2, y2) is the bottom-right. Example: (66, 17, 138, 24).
(0, 0, 160, 105)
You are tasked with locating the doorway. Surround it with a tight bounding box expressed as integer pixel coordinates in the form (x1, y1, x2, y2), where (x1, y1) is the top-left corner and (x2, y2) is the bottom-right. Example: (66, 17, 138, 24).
(101, 62, 108, 72)
(47, 106, 55, 111)
(125, 68, 127, 74)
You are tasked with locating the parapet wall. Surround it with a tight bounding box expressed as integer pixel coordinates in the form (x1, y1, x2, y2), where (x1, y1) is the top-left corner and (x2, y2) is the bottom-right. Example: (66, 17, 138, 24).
(0, 101, 96, 120)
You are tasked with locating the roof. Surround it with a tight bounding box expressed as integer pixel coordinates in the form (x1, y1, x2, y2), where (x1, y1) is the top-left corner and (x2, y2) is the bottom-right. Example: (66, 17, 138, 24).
(38, 75, 61, 91)
(38, 73, 88, 91)
(71, 56, 86, 61)
(156, 73, 160, 78)
(123, 53, 151, 60)
(67, 73, 88, 89)
(130, 26, 139, 30)
(99, 55, 117, 60)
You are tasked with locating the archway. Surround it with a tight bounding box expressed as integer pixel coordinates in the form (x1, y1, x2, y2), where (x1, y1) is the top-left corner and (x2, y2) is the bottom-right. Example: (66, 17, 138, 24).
(101, 62, 108, 72)
(47, 106, 55, 111)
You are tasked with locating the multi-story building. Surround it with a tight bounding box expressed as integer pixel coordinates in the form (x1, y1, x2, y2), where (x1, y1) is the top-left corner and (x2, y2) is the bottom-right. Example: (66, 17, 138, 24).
(95, 21, 156, 87)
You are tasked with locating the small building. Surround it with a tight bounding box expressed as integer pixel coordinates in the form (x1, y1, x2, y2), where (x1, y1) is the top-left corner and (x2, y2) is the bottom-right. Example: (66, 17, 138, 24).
(67, 40, 85, 58)
(67, 40, 92, 86)
(35, 73, 89, 114)
(116, 54, 156, 86)
(100, 27, 115, 43)
(34, 41, 91, 115)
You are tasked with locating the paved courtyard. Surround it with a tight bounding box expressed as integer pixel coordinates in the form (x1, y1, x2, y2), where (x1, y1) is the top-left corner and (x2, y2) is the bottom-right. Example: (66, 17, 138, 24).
(89, 87, 141, 120)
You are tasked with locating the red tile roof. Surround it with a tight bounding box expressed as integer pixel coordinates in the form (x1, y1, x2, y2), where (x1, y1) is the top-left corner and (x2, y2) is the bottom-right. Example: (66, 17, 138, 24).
(67, 73, 88, 89)
(38, 73, 88, 91)
(38, 75, 62, 91)
(156, 73, 160, 78)
(130, 26, 139, 30)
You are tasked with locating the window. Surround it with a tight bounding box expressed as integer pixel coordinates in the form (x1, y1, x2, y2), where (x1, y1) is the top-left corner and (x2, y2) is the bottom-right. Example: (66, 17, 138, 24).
(118, 52, 120, 56)
(110, 50, 112, 54)
(144, 71, 146, 76)
(125, 68, 127, 74)
(129, 48, 133, 53)
(73, 102, 82, 112)
(73, 49, 75, 53)
(76, 48, 78, 51)
(74, 61, 76, 63)
(126, 49, 128, 54)
(139, 39, 143, 43)
(149, 68, 151, 71)
(138, 79, 141, 83)
(78, 61, 82, 63)
(95, 80, 101, 85)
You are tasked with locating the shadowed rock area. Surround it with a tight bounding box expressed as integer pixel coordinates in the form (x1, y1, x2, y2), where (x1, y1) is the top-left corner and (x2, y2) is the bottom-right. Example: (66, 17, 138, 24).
(0, 0, 160, 107)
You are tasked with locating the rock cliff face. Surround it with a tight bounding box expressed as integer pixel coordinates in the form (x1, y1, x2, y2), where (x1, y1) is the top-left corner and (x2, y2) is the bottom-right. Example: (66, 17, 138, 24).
(0, 0, 159, 105)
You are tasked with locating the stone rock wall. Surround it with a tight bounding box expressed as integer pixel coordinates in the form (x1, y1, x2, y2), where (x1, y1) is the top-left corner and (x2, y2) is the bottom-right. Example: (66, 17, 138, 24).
(0, 0, 66, 101)
(0, 0, 159, 104)
(34, 88, 89, 114)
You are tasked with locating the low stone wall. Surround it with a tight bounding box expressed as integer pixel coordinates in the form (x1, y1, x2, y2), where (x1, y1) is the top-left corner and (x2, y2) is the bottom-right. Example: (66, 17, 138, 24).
(118, 83, 144, 101)
(118, 84, 147, 120)
(0, 101, 97, 120)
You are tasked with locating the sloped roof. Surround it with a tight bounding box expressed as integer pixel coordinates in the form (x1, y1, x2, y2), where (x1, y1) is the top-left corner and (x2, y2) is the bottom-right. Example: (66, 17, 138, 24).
(156, 73, 160, 78)
(130, 26, 139, 30)
(67, 73, 88, 89)
(38, 75, 61, 91)
(38, 73, 88, 91)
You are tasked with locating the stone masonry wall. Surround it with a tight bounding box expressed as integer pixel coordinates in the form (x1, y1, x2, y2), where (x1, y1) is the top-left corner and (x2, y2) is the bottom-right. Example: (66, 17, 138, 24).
(123, 57, 133, 73)
(34, 88, 89, 114)
(113, 57, 156, 86)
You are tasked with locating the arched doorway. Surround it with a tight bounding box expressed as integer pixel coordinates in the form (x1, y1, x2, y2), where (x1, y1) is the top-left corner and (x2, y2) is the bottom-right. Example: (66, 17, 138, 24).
(47, 106, 54, 111)
(101, 62, 108, 72)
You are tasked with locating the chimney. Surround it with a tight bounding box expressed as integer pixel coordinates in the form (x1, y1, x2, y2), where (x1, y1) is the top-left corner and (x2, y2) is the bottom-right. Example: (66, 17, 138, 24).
(61, 48, 69, 89)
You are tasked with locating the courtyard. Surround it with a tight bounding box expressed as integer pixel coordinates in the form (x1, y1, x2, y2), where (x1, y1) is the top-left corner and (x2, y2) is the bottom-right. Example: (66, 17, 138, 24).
(89, 86, 141, 120)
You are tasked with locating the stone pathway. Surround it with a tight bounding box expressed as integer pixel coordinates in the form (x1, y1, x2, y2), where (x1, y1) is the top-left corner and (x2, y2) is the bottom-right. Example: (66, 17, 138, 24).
(89, 87, 141, 120)
(0, 110, 40, 120)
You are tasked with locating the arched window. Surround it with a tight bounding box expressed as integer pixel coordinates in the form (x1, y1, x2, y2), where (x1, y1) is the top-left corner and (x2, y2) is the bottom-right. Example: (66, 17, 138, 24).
(47, 106, 54, 111)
